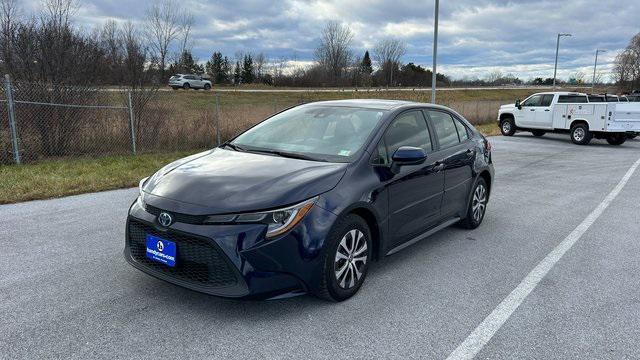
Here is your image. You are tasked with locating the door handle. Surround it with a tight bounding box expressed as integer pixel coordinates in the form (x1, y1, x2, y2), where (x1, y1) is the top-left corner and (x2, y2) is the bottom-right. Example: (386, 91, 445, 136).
(529, 109, 535, 111)
(544, 109, 550, 112)
(433, 162, 445, 172)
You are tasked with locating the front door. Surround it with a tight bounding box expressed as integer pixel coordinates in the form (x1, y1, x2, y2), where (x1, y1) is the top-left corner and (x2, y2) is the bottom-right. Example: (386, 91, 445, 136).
(378, 110, 444, 248)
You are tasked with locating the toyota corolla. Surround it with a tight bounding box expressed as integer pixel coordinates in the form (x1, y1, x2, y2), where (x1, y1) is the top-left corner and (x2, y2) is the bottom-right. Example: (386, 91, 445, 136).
(124, 99, 494, 301)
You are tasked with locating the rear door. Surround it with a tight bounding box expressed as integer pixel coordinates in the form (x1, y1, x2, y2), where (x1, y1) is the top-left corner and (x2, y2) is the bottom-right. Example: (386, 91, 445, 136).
(377, 110, 444, 247)
(425, 110, 475, 220)
(533, 94, 555, 128)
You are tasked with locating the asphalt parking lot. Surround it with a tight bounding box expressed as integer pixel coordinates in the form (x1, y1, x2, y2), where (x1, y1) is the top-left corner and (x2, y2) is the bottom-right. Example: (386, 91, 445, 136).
(2, 133, 640, 359)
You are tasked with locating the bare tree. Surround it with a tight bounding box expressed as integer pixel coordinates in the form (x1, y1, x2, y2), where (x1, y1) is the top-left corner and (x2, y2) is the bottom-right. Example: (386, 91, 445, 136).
(373, 38, 406, 87)
(614, 33, 640, 91)
(178, 11, 194, 55)
(254, 52, 267, 81)
(42, 0, 77, 28)
(314, 21, 353, 85)
(0, 0, 21, 74)
(145, 0, 184, 80)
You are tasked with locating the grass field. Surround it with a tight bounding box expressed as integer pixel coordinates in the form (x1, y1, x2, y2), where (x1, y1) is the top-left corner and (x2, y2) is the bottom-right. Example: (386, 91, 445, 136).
(0, 151, 195, 204)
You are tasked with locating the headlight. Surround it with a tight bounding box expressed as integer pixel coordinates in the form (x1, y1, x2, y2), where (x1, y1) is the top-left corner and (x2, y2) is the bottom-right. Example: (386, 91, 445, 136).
(136, 177, 149, 208)
(204, 197, 317, 239)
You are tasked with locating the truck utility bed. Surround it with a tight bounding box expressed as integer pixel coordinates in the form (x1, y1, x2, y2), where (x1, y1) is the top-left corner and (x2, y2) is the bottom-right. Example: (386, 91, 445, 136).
(551, 102, 640, 132)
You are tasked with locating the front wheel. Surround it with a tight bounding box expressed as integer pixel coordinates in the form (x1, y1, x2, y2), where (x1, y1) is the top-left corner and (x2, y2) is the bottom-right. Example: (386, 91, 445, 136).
(182, 83, 190, 90)
(500, 117, 516, 136)
(316, 214, 372, 302)
(459, 177, 488, 229)
(606, 133, 627, 145)
(570, 123, 592, 145)
(204, 84, 211, 90)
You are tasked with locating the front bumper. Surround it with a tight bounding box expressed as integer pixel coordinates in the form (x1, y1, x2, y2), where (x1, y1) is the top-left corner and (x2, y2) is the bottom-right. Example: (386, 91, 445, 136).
(124, 197, 337, 299)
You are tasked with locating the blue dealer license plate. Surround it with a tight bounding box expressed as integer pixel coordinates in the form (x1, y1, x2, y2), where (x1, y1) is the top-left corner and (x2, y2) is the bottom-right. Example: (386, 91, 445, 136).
(145, 234, 176, 267)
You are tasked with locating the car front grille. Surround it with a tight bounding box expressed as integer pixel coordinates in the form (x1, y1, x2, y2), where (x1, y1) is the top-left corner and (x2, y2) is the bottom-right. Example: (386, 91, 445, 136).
(145, 204, 207, 225)
(127, 219, 238, 289)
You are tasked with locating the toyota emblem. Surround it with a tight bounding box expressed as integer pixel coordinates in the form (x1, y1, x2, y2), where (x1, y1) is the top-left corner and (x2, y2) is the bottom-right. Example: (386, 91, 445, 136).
(158, 212, 173, 227)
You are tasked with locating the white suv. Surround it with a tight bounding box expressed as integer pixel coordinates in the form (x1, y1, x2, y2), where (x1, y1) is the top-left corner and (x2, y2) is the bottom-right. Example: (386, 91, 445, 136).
(169, 74, 212, 90)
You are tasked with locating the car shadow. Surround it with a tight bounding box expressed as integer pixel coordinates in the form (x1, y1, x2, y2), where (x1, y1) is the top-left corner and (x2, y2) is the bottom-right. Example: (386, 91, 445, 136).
(511, 133, 639, 148)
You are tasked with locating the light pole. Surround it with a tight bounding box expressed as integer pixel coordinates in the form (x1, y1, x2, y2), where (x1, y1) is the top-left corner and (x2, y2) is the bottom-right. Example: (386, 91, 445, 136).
(592, 49, 606, 92)
(553, 33, 572, 89)
(431, 0, 439, 103)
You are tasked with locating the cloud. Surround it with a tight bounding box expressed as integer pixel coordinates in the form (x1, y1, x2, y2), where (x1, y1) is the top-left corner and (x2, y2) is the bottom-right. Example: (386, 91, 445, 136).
(19, 0, 640, 81)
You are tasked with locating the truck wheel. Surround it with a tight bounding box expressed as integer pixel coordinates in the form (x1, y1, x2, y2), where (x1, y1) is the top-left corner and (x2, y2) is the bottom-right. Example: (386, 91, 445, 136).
(531, 130, 545, 137)
(606, 134, 627, 145)
(570, 124, 592, 145)
(500, 117, 516, 136)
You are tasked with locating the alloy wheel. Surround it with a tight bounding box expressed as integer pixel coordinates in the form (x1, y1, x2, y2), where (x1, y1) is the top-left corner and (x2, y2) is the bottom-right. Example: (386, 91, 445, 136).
(502, 121, 511, 134)
(472, 184, 487, 223)
(334, 229, 368, 289)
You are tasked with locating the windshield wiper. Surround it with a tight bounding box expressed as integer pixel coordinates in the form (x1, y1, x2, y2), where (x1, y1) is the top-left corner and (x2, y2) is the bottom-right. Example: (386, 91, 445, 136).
(251, 149, 326, 162)
(221, 142, 246, 152)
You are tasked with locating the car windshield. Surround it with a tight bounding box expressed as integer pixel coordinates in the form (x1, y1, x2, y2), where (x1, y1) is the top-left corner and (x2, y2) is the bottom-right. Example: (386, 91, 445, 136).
(231, 105, 386, 162)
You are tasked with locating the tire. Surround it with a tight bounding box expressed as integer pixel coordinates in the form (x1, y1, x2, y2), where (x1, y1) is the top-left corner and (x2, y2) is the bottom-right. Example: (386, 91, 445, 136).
(204, 84, 211, 90)
(316, 214, 372, 302)
(500, 117, 516, 136)
(182, 83, 190, 90)
(570, 123, 592, 145)
(606, 134, 627, 145)
(459, 177, 489, 229)
(531, 130, 545, 137)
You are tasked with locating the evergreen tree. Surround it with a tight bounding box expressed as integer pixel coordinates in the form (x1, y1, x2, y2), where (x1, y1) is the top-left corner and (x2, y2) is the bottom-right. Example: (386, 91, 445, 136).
(361, 50, 373, 74)
(242, 54, 254, 83)
(205, 52, 225, 83)
(233, 60, 242, 84)
(178, 51, 197, 74)
(221, 56, 231, 83)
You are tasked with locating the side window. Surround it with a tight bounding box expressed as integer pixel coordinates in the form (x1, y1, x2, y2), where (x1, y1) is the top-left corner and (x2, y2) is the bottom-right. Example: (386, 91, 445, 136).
(428, 110, 460, 149)
(454, 118, 469, 141)
(376, 111, 431, 164)
(540, 94, 554, 107)
(522, 95, 542, 107)
(558, 95, 588, 103)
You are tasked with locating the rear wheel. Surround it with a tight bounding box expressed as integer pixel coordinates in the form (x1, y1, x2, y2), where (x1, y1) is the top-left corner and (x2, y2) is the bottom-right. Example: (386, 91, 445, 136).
(570, 123, 592, 145)
(316, 214, 372, 302)
(531, 130, 545, 137)
(459, 177, 488, 229)
(500, 117, 516, 136)
(606, 133, 627, 145)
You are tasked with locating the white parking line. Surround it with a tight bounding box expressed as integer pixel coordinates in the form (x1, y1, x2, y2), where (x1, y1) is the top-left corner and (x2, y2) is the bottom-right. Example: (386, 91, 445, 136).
(446, 155, 640, 360)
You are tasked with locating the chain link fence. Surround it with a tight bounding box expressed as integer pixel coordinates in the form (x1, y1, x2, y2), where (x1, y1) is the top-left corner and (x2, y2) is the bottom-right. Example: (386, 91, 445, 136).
(1, 77, 505, 165)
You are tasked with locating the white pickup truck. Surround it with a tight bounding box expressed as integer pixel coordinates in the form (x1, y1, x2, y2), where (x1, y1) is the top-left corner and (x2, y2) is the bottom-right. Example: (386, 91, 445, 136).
(497, 92, 640, 145)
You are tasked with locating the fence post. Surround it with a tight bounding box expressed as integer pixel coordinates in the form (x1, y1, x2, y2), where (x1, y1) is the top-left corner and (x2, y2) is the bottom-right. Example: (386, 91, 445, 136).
(4, 74, 21, 164)
(215, 93, 221, 146)
(128, 91, 136, 155)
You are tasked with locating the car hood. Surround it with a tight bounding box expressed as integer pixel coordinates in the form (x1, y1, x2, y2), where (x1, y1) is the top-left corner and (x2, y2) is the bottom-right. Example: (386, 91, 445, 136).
(142, 148, 348, 214)
(500, 103, 517, 110)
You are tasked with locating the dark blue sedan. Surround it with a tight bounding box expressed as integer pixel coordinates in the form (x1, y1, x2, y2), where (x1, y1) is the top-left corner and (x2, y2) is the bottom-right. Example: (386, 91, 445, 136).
(124, 99, 494, 301)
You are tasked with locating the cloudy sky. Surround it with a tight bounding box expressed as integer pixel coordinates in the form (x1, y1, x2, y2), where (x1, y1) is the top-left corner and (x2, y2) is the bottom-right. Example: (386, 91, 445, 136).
(22, 0, 640, 81)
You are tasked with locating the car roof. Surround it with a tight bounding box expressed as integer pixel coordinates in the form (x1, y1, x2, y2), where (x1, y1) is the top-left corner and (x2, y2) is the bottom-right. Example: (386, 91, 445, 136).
(303, 99, 447, 111)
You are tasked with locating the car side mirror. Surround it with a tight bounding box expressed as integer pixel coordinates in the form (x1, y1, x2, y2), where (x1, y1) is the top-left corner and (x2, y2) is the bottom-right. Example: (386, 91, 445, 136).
(390, 146, 426, 174)
(515, 99, 522, 110)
